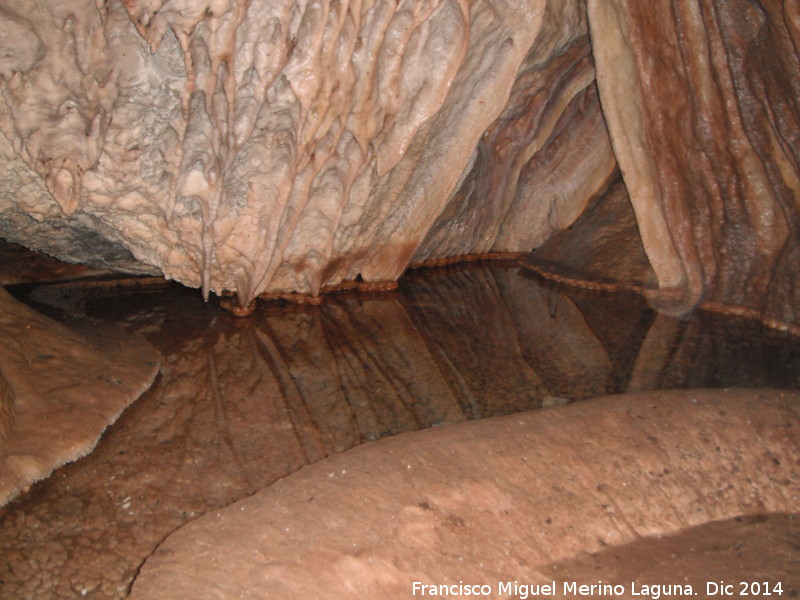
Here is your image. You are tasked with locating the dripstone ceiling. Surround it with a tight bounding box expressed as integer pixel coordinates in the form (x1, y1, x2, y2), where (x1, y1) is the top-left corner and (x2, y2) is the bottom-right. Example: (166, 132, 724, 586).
(0, 0, 798, 329)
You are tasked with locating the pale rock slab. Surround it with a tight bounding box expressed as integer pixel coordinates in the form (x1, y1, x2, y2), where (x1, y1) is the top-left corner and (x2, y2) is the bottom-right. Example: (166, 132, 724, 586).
(128, 389, 800, 599)
(0, 288, 161, 507)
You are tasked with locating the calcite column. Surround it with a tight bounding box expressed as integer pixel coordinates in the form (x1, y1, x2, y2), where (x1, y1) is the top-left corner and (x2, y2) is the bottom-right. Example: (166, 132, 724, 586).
(588, 0, 800, 327)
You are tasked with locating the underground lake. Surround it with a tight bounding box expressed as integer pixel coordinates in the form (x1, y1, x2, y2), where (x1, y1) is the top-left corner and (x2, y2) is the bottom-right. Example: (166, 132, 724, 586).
(0, 249, 798, 599)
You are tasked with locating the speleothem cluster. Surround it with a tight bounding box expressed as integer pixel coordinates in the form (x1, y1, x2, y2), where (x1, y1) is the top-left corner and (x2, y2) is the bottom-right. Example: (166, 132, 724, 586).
(1, 0, 798, 328)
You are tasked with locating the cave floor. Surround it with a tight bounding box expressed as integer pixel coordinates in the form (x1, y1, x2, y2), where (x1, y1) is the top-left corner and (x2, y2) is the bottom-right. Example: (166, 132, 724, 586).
(0, 249, 798, 599)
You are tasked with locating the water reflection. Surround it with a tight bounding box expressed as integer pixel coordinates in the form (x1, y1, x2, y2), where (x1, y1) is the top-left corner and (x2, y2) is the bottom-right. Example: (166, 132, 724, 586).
(1, 263, 798, 599)
(0, 372, 13, 443)
(24, 262, 798, 422)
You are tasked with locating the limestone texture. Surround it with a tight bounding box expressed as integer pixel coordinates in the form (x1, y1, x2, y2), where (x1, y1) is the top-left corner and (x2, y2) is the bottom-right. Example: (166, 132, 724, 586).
(2, 0, 799, 330)
(588, 0, 800, 324)
(0, 288, 160, 507)
(0, 0, 596, 305)
(522, 172, 656, 290)
(128, 388, 800, 599)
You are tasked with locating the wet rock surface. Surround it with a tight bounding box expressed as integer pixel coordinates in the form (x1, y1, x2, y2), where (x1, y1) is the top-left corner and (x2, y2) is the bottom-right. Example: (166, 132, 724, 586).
(127, 389, 800, 600)
(1, 263, 799, 598)
(0, 240, 109, 286)
(522, 173, 655, 290)
(0, 289, 160, 508)
(1, 0, 799, 328)
(588, 0, 800, 326)
(1, 0, 799, 595)
(0, 0, 594, 303)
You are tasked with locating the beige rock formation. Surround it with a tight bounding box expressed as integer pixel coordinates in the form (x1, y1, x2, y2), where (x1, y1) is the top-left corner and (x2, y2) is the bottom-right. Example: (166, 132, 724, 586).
(0, 289, 160, 507)
(127, 389, 800, 599)
(2, 0, 798, 329)
(0, 0, 599, 306)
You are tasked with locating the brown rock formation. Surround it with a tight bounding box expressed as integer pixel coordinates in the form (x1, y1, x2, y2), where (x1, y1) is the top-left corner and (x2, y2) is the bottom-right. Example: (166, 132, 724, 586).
(0, 289, 160, 507)
(2, 264, 798, 599)
(127, 389, 800, 599)
(542, 513, 799, 596)
(412, 9, 616, 258)
(1, 0, 798, 329)
(522, 172, 656, 290)
(588, 0, 800, 325)
(0, 239, 108, 285)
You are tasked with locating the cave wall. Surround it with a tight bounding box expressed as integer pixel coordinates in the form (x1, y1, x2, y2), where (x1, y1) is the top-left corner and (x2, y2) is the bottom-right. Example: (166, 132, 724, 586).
(0, 0, 596, 304)
(587, 0, 800, 326)
(1, 0, 799, 329)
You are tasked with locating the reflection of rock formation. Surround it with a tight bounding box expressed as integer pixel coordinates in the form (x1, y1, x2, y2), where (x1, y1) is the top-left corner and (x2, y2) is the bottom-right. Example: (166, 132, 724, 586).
(127, 389, 800, 600)
(0, 240, 107, 285)
(2, 264, 798, 599)
(0, 289, 160, 507)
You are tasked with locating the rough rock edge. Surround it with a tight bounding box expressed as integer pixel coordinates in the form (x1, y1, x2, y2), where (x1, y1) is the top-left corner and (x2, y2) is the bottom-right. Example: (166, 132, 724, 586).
(0, 290, 162, 507)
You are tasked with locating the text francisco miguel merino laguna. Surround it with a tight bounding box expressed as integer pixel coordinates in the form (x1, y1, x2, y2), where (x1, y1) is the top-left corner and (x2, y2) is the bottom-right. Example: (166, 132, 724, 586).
(411, 580, 775, 599)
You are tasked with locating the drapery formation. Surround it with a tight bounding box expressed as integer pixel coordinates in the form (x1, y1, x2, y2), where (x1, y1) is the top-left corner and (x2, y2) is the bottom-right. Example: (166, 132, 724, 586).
(1, 0, 798, 327)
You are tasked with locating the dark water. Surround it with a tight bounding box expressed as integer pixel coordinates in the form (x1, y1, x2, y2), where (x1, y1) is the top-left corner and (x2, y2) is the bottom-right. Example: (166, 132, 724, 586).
(14, 262, 800, 411)
(1, 262, 799, 599)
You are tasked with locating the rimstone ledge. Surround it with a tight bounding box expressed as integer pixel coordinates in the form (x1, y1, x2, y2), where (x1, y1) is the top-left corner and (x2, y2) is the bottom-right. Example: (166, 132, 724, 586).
(0, 0, 799, 329)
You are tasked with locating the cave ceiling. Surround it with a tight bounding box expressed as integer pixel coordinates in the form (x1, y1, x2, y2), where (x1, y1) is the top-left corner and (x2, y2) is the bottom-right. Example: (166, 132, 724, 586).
(0, 0, 798, 330)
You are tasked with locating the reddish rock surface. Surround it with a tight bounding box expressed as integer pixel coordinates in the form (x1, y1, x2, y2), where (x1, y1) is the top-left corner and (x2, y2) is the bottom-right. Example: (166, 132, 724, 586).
(588, 0, 800, 327)
(128, 389, 799, 599)
(0, 289, 160, 507)
(543, 513, 799, 597)
(0, 240, 108, 285)
(415, 15, 616, 259)
(522, 173, 655, 291)
(2, 265, 798, 599)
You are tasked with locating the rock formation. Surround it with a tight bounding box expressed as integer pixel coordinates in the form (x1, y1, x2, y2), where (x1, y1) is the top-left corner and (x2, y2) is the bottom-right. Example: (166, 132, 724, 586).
(584, 0, 800, 327)
(0, 0, 597, 304)
(0, 289, 160, 507)
(1, 0, 798, 328)
(127, 389, 800, 599)
(2, 263, 798, 599)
